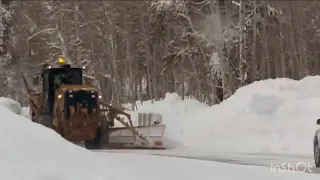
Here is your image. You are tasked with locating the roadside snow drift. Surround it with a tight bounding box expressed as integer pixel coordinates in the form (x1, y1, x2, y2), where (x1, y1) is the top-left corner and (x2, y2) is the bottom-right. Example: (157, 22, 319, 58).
(3, 99, 320, 180)
(0, 97, 21, 114)
(132, 76, 320, 155)
(182, 76, 320, 154)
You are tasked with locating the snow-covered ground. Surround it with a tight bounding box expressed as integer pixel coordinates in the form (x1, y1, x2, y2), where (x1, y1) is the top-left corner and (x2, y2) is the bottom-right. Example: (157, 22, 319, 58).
(2, 99, 319, 179)
(0, 97, 22, 114)
(128, 76, 320, 155)
(20, 106, 30, 118)
(9, 75, 320, 179)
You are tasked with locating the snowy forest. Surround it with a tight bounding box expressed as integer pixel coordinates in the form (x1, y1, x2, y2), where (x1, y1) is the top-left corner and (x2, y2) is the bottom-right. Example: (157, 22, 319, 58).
(0, 0, 318, 107)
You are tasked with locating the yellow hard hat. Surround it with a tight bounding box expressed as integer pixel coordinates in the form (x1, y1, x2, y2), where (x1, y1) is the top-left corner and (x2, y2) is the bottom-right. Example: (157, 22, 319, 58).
(58, 57, 66, 64)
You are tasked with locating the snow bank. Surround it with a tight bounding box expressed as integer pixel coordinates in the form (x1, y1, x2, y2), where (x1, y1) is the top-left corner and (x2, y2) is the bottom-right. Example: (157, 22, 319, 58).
(0, 104, 114, 180)
(128, 93, 209, 148)
(0, 97, 22, 115)
(181, 76, 320, 154)
(2, 99, 318, 180)
(20, 106, 30, 118)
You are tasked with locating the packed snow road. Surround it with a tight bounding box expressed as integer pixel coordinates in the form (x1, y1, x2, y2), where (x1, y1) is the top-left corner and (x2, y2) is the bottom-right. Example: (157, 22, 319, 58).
(96, 149, 320, 174)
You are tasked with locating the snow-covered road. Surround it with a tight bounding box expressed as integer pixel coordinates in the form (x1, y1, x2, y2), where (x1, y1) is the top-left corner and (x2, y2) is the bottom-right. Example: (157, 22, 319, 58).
(96, 149, 320, 174)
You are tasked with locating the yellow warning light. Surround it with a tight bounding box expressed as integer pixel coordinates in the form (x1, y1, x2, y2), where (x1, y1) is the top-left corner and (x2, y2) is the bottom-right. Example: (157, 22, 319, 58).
(58, 57, 66, 65)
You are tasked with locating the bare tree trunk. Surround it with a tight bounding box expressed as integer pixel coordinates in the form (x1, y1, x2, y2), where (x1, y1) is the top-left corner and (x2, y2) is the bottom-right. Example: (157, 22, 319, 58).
(263, 2, 271, 78)
(146, 63, 154, 103)
(273, 0, 286, 78)
(138, 72, 143, 104)
(124, 24, 135, 109)
(139, 13, 154, 102)
(252, 0, 257, 80)
(152, 44, 159, 100)
(180, 58, 184, 100)
(74, 2, 82, 64)
(102, 2, 122, 107)
(239, 0, 245, 84)
(288, 1, 300, 79)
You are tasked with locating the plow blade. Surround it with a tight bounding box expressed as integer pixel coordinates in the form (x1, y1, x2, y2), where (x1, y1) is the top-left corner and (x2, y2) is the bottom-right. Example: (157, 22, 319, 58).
(106, 124, 166, 149)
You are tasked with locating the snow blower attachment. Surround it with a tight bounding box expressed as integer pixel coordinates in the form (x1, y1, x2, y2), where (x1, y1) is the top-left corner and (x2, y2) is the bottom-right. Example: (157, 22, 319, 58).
(99, 103, 166, 149)
(22, 57, 166, 150)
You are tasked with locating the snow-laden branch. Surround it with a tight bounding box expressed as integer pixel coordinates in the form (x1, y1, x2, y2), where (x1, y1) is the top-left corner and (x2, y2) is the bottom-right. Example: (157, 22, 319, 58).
(27, 27, 57, 43)
(232, 0, 240, 7)
(45, 42, 60, 49)
(189, 0, 210, 7)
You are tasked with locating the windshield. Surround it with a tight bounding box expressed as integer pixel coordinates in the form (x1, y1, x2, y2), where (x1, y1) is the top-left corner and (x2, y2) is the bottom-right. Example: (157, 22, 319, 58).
(53, 68, 83, 87)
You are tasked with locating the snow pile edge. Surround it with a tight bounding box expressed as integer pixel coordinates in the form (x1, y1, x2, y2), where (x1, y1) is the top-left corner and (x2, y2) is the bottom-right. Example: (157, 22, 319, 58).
(181, 76, 320, 154)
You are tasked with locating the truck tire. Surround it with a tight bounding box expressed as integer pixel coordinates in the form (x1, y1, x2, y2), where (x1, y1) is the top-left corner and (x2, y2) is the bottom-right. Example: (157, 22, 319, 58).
(84, 127, 109, 150)
(315, 140, 320, 168)
(42, 115, 53, 128)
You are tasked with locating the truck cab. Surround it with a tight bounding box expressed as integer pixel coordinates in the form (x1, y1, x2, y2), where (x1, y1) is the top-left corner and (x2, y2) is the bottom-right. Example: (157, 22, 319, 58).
(41, 65, 84, 117)
(29, 58, 106, 149)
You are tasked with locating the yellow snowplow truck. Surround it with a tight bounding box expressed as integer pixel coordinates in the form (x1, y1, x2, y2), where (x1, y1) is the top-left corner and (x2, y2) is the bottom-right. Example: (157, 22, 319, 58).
(22, 58, 166, 150)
